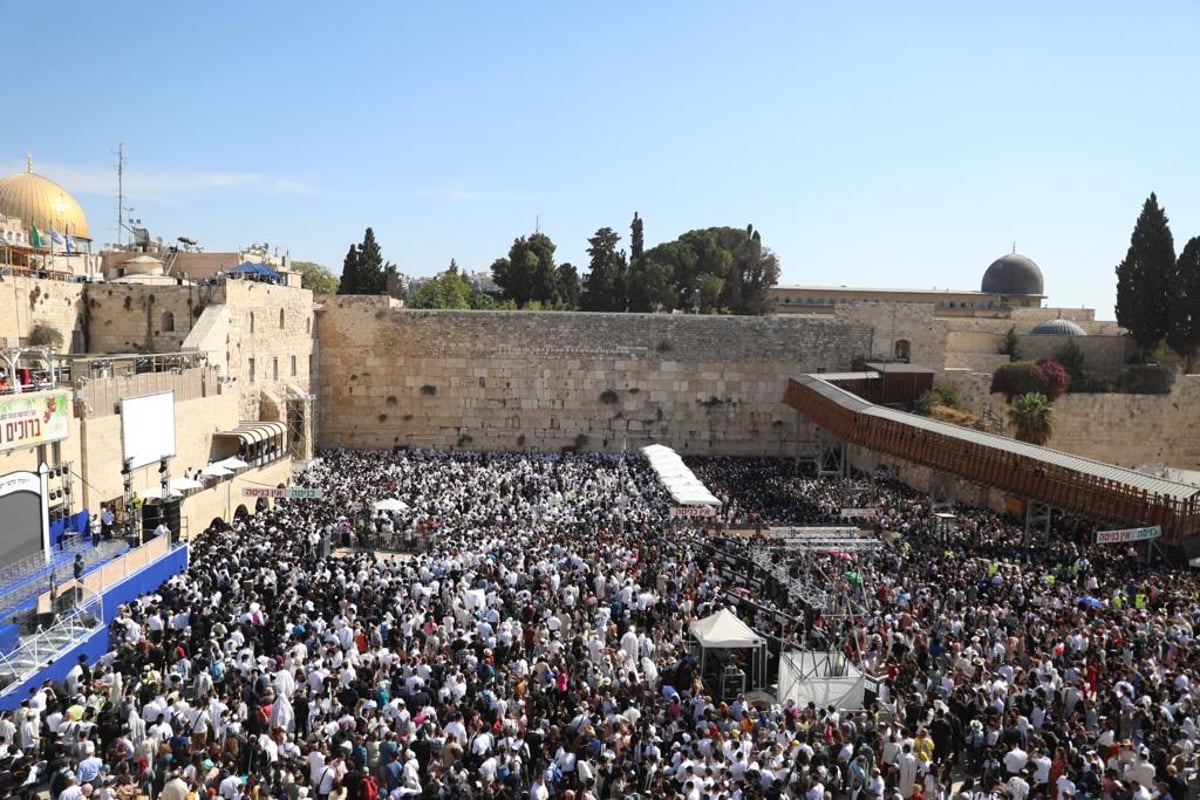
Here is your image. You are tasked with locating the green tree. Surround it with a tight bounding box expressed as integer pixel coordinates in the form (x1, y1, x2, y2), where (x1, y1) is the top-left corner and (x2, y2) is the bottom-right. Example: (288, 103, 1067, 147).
(1115, 193, 1176, 355)
(626, 258, 676, 312)
(525, 233, 560, 306)
(408, 261, 474, 309)
(337, 227, 394, 294)
(1167, 237, 1200, 373)
(291, 261, 340, 294)
(998, 326, 1022, 362)
(494, 233, 561, 307)
(630, 212, 644, 266)
(557, 263, 581, 310)
(338, 243, 361, 295)
(1008, 391, 1055, 445)
(582, 227, 626, 311)
(1054, 339, 1088, 391)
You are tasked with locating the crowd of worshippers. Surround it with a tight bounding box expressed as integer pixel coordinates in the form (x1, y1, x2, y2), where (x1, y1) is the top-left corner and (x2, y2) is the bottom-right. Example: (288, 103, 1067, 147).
(2, 450, 1198, 800)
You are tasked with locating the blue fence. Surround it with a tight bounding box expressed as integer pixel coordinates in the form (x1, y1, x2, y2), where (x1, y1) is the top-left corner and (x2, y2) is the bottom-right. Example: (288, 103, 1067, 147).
(0, 543, 189, 710)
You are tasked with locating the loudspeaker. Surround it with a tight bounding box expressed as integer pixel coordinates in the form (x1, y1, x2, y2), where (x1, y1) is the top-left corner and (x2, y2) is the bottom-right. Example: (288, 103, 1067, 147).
(141, 502, 163, 532)
(162, 499, 182, 543)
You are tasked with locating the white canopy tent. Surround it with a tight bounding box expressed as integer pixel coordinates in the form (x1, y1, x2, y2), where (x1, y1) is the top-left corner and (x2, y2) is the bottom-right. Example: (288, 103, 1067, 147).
(688, 608, 768, 696)
(200, 464, 234, 478)
(373, 498, 409, 513)
(642, 444, 721, 508)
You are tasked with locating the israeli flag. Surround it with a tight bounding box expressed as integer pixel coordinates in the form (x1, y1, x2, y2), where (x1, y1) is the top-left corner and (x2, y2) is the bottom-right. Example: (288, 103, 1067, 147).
(50, 228, 64, 245)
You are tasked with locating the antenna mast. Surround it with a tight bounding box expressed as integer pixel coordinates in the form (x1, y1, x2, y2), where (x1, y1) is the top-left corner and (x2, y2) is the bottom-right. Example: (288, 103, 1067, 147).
(116, 142, 126, 247)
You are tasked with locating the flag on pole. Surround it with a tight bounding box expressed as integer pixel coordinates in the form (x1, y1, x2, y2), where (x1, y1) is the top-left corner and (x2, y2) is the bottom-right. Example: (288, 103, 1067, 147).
(65, 232, 74, 254)
(50, 229, 64, 245)
(30, 221, 43, 248)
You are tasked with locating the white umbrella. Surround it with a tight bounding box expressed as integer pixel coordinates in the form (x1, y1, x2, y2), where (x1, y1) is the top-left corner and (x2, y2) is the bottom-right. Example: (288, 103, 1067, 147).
(200, 464, 233, 478)
(215, 456, 250, 469)
(170, 477, 203, 491)
(373, 498, 409, 512)
(138, 485, 182, 500)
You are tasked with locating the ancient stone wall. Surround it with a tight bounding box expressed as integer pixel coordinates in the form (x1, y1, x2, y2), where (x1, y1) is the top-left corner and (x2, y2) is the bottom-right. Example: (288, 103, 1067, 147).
(85, 283, 216, 354)
(0, 275, 86, 352)
(316, 301, 872, 455)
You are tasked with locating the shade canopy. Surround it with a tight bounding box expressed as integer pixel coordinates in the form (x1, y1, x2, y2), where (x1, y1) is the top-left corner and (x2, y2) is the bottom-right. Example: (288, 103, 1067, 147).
(373, 498, 409, 512)
(689, 608, 765, 648)
(138, 484, 182, 500)
(200, 464, 234, 478)
(229, 262, 280, 279)
(641, 444, 721, 507)
(214, 456, 249, 470)
(170, 477, 203, 491)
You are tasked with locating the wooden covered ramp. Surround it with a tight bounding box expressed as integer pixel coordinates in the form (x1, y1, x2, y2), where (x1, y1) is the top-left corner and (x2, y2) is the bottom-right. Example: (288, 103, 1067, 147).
(784, 374, 1200, 543)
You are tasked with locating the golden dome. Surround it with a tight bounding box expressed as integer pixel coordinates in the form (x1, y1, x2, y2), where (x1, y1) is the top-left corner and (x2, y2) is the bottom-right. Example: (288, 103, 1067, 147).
(0, 156, 91, 240)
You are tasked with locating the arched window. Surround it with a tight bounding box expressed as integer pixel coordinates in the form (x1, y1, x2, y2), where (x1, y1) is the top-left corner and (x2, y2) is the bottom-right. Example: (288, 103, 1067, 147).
(279, 308, 285, 328)
(162, 311, 175, 333)
(894, 339, 911, 361)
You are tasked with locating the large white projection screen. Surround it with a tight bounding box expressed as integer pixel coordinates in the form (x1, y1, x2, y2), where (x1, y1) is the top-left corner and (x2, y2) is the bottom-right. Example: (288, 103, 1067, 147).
(120, 391, 177, 469)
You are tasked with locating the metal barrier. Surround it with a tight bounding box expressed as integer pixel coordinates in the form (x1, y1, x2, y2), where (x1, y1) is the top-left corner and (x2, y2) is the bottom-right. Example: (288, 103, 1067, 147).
(0, 585, 104, 691)
(0, 538, 118, 624)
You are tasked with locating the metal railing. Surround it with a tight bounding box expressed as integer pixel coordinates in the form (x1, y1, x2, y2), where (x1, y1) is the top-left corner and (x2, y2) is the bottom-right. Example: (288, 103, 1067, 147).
(0, 538, 118, 624)
(0, 586, 104, 692)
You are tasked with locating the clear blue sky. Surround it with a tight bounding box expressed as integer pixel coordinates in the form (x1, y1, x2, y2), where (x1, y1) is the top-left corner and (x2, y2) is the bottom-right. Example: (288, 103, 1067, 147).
(7, 1, 1199, 316)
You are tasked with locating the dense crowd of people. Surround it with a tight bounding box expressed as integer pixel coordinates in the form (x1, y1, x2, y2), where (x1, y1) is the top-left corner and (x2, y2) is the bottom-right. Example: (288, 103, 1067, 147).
(4, 451, 1199, 800)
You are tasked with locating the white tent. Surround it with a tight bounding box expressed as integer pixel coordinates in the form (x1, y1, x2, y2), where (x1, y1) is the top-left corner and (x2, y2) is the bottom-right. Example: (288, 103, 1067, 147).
(690, 608, 765, 648)
(777, 650, 867, 711)
(373, 498, 409, 512)
(200, 464, 234, 478)
(688, 608, 768, 696)
(138, 485, 182, 500)
(642, 444, 722, 508)
(170, 477, 203, 492)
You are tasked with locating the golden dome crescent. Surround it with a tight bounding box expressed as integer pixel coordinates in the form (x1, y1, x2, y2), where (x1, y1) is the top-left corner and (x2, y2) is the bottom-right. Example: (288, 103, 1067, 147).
(0, 155, 91, 240)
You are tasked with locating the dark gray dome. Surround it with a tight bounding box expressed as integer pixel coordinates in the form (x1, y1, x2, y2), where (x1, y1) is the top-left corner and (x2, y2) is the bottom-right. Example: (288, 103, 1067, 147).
(981, 253, 1044, 296)
(1031, 318, 1087, 336)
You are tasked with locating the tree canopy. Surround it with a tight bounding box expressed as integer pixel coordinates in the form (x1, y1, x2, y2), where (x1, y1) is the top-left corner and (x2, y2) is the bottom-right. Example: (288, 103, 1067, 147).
(408, 260, 496, 309)
(461, 214, 783, 313)
(338, 227, 399, 295)
(641, 224, 781, 314)
(1008, 392, 1054, 445)
(581, 227, 627, 311)
(1167, 236, 1200, 372)
(291, 261, 340, 295)
(1115, 194, 1176, 354)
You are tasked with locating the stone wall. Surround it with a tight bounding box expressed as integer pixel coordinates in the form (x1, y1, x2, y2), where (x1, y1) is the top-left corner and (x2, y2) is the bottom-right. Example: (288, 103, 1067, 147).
(0, 275, 86, 352)
(834, 303, 948, 368)
(317, 301, 872, 455)
(85, 283, 215, 354)
(1050, 377, 1200, 469)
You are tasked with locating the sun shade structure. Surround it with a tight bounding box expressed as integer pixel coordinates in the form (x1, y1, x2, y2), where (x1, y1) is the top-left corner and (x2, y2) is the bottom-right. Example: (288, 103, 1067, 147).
(784, 374, 1200, 542)
(641, 444, 721, 507)
(688, 608, 768, 695)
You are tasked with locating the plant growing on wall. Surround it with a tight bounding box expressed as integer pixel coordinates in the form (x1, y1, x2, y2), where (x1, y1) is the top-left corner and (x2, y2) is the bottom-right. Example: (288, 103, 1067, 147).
(998, 326, 1021, 362)
(28, 322, 63, 350)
